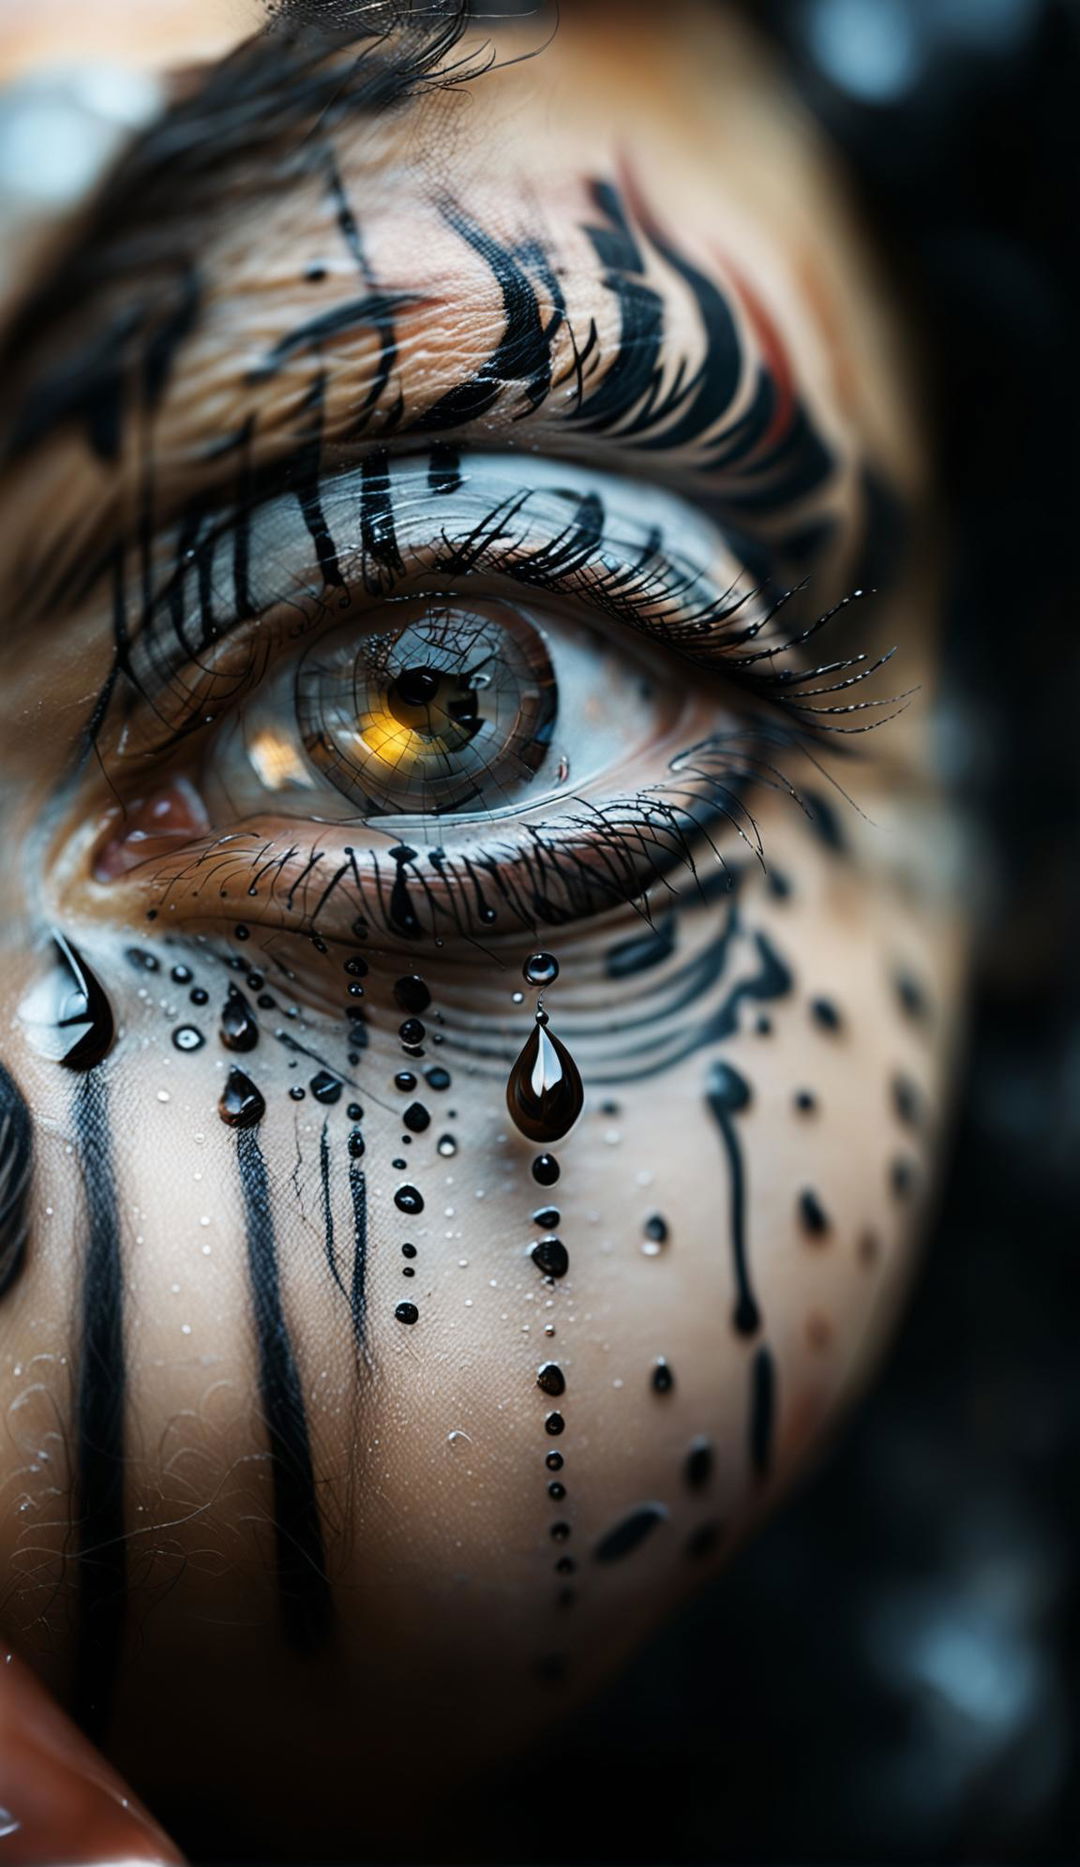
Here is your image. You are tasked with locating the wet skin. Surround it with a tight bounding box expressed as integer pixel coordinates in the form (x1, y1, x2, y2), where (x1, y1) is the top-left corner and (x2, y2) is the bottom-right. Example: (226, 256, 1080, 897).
(0, 1, 966, 1854)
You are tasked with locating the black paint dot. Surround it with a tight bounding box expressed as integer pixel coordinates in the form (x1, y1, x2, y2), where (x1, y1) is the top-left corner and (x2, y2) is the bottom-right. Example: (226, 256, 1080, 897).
(190, 987, 209, 1006)
(532, 1206, 560, 1230)
(794, 1089, 817, 1114)
(395, 1185, 424, 1215)
(600, 1098, 621, 1117)
(685, 1522, 724, 1561)
(348, 1130, 365, 1160)
(652, 1357, 674, 1394)
(220, 988, 259, 1053)
(798, 1188, 830, 1238)
(545, 1412, 565, 1436)
(755, 1015, 773, 1036)
(310, 1071, 343, 1105)
(537, 1363, 565, 1397)
(403, 1102, 430, 1133)
(289, 1085, 306, 1101)
(810, 997, 842, 1033)
(347, 1103, 364, 1121)
(891, 1074, 921, 1128)
(523, 952, 559, 988)
(257, 994, 276, 1010)
(125, 946, 159, 973)
(172, 1025, 204, 1052)
(398, 1018, 426, 1047)
(548, 1481, 566, 1501)
(554, 1555, 575, 1575)
(425, 1066, 451, 1091)
(550, 1521, 571, 1542)
(545, 1451, 564, 1472)
(895, 968, 930, 1023)
(768, 869, 792, 900)
(593, 1504, 668, 1565)
(345, 956, 368, 978)
(532, 1154, 560, 1186)
(891, 1156, 917, 1201)
(347, 983, 365, 999)
(402, 1266, 415, 1277)
(235, 924, 250, 941)
(531, 1236, 569, 1279)
(685, 1435, 714, 1490)
(170, 964, 193, 985)
(394, 1072, 417, 1093)
(392, 1157, 406, 1170)
(395, 1302, 419, 1325)
(643, 1213, 669, 1244)
(394, 975, 432, 1013)
(401, 1243, 417, 1259)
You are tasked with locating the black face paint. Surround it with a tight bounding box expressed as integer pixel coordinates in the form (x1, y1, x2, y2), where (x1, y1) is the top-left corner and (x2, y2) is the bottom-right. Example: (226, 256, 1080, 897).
(236, 1125, 333, 1651)
(593, 1503, 668, 1564)
(71, 1074, 126, 1742)
(0, 1062, 32, 1299)
(749, 1345, 776, 1480)
(705, 1061, 760, 1337)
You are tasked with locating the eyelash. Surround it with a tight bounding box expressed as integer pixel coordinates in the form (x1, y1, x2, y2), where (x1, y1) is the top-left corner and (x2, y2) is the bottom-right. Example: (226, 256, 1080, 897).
(105, 446, 889, 772)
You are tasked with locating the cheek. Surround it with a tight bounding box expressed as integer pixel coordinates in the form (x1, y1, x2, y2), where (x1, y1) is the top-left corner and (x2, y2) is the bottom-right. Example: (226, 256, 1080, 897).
(0, 798, 962, 1840)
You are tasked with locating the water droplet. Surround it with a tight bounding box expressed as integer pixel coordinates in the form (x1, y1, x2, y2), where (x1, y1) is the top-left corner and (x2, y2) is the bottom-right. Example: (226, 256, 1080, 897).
(220, 988, 259, 1052)
(532, 1153, 560, 1186)
(156, 1089, 171, 1103)
(395, 1185, 424, 1215)
(310, 1071, 343, 1104)
(425, 1066, 451, 1091)
(537, 1363, 565, 1397)
(394, 1071, 417, 1092)
(172, 1024, 205, 1053)
(523, 952, 559, 988)
(171, 964, 194, 985)
(399, 1018, 426, 1047)
(437, 1134, 457, 1157)
(507, 1015, 583, 1144)
(395, 1301, 419, 1325)
(545, 1412, 565, 1435)
(19, 933, 115, 1070)
(191, 986, 209, 1007)
(219, 1068, 265, 1128)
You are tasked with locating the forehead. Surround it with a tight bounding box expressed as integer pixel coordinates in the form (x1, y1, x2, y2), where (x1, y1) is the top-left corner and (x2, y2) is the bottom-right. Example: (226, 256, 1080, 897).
(0, 0, 262, 79)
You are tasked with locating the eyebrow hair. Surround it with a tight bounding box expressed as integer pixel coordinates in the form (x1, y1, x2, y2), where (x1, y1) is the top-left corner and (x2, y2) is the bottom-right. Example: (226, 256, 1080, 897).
(0, 3, 483, 455)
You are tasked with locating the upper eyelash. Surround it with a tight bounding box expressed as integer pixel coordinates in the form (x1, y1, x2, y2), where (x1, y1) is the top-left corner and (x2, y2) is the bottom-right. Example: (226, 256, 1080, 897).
(105, 448, 892, 775)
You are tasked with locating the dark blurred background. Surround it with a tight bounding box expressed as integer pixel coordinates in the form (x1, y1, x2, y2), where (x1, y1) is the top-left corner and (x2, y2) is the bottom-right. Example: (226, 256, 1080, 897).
(454, 1, 1080, 1857)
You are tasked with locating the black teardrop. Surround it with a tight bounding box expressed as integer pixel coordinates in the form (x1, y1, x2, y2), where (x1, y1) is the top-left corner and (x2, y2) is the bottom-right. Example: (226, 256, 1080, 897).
(506, 1014, 583, 1144)
(219, 1067, 265, 1128)
(220, 988, 259, 1052)
(40, 933, 116, 1071)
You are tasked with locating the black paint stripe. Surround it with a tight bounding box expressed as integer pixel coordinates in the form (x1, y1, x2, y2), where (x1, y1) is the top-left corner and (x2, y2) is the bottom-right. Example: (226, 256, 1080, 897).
(593, 1503, 668, 1564)
(72, 1073, 127, 1742)
(749, 1344, 776, 1480)
(0, 1061, 32, 1299)
(348, 1162, 368, 1357)
(237, 1125, 333, 1651)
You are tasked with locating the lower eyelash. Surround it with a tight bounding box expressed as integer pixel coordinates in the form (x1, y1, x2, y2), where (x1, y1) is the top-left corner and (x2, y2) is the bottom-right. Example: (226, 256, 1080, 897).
(122, 719, 814, 945)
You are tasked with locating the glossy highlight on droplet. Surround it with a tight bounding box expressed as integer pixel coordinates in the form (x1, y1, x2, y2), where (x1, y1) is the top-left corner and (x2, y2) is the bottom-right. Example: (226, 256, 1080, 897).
(506, 1012, 583, 1144)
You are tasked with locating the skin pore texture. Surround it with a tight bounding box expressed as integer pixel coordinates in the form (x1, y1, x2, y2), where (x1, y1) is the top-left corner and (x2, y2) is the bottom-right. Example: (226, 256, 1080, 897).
(0, 1, 967, 1854)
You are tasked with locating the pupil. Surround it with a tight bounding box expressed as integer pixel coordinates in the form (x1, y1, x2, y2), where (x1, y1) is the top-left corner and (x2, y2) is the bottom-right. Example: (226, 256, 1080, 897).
(393, 666, 440, 707)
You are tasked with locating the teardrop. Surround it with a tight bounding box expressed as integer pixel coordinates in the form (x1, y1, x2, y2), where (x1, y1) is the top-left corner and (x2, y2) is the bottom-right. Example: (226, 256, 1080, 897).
(219, 1067, 265, 1128)
(19, 933, 115, 1071)
(220, 987, 259, 1052)
(506, 1014, 583, 1144)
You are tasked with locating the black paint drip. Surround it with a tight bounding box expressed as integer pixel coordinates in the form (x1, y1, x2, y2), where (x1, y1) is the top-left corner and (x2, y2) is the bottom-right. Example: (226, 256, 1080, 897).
(506, 1011, 583, 1144)
(593, 1503, 668, 1564)
(0, 1061, 32, 1299)
(705, 1060, 760, 1337)
(24, 933, 116, 1071)
(220, 987, 259, 1053)
(219, 1068, 266, 1129)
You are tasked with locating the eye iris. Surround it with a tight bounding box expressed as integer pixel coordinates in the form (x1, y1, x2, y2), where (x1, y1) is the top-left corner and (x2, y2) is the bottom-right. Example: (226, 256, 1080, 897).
(297, 599, 557, 819)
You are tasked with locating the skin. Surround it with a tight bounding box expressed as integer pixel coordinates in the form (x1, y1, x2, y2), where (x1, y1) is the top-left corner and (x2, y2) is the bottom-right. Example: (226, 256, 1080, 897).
(0, 1, 966, 1856)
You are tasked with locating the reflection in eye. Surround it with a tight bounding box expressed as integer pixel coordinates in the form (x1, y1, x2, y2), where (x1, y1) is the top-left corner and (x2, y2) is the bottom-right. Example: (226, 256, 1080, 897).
(205, 594, 672, 826)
